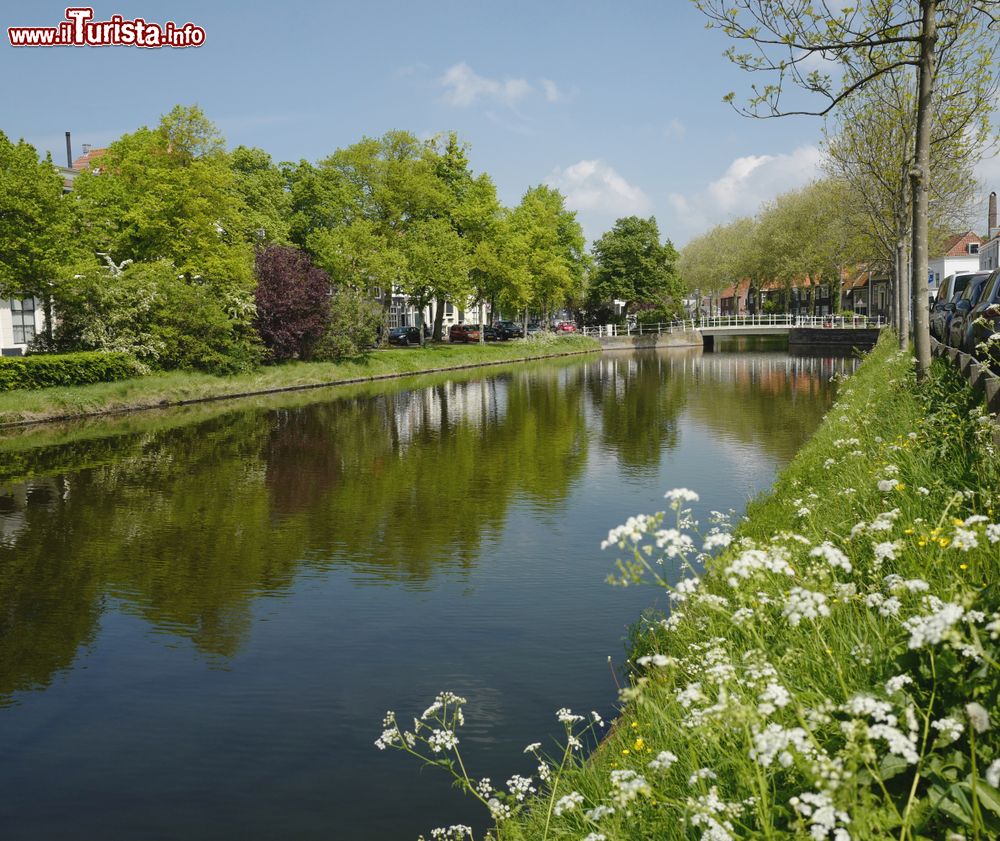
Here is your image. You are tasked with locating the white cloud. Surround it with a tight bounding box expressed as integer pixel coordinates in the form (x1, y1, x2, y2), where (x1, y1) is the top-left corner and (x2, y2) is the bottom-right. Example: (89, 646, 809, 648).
(440, 62, 534, 108)
(540, 78, 562, 102)
(547, 159, 653, 216)
(665, 118, 687, 140)
(668, 145, 825, 241)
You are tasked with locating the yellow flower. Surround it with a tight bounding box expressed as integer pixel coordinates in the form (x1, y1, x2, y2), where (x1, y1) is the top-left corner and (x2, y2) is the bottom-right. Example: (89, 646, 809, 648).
(622, 749, 630, 755)
(634, 738, 645, 751)
(917, 540, 927, 547)
(959, 563, 968, 571)
(904, 528, 914, 535)
(630, 721, 638, 729)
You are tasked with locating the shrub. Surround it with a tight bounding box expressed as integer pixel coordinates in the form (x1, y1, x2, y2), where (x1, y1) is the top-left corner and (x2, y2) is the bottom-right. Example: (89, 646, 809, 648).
(254, 245, 332, 361)
(53, 260, 260, 375)
(313, 287, 386, 360)
(0, 351, 146, 391)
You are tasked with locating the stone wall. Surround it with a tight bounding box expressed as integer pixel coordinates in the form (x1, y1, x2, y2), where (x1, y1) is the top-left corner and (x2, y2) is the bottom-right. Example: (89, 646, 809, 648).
(930, 336, 1000, 446)
(787, 327, 881, 352)
(598, 330, 702, 350)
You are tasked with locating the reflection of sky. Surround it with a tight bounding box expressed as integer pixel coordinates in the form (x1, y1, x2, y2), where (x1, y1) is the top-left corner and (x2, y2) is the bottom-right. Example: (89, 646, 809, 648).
(0, 347, 850, 841)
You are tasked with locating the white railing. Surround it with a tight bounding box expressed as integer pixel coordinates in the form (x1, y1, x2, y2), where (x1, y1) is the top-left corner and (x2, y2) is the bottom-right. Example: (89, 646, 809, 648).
(581, 314, 886, 338)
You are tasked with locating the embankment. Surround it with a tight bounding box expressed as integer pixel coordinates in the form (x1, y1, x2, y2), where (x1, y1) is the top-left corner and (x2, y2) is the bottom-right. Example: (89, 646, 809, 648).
(496, 332, 1000, 840)
(0, 335, 599, 427)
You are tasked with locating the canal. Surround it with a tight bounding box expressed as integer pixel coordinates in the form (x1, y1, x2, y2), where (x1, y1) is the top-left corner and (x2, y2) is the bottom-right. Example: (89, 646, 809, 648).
(0, 342, 856, 840)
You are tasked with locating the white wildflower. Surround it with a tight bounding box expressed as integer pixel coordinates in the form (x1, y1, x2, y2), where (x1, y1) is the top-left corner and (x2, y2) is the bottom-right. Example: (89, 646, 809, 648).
(966, 702, 991, 734)
(553, 791, 584, 816)
(648, 750, 678, 771)
(783, 587, 830, 626)
(931, 717, 964, 745)
(986, 759, 1000, 788)
(884, 675, 913, 695)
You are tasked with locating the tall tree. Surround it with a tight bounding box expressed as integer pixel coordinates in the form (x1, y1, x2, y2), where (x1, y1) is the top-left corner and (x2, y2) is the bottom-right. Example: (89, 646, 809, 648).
(693, 0, 1000, 378)
(588, 216, 682, 317)
(0, 132, 73, 342)
(230, 146, 292, 246)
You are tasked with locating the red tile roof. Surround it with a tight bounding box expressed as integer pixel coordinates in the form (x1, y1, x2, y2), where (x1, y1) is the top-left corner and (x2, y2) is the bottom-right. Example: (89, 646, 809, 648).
(939, 230, 983, 257)
(72, 148, 107, 170)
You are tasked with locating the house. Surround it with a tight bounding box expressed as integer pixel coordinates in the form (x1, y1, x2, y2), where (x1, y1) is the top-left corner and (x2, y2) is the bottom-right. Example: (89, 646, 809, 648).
(720, 280, 751, 315)
(0, 298, 45, 356)
(929, 230, 984, 295)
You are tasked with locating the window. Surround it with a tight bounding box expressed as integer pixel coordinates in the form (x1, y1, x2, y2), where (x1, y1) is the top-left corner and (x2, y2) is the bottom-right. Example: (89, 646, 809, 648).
(968, 243, 980, 255)
(10, 298, 36, 344)
(445, 302, 454, 316)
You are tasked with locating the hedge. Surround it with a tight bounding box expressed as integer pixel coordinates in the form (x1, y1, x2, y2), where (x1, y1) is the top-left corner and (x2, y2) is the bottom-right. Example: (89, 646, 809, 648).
(0, 352, 147, 391)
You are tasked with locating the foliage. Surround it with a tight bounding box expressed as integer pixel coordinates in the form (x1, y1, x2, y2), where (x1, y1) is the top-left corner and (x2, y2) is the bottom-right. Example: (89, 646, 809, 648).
(229, 145, 292, 245)
(53, 260, 260, 374)
(588, 216, 682, 317)
(254, 245, 332, 361)
(314, 286, 386, 360)
(376, 334, 1000, 840)
(0, 351, 146, 391)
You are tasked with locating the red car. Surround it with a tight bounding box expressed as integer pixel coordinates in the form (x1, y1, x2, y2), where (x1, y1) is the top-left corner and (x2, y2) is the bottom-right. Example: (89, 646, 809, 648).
(556, 321, 578, 333)
(449, 324, 481, 343)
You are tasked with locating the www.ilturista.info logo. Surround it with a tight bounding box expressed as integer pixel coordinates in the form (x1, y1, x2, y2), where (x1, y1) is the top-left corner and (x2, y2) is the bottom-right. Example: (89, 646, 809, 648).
(7, 7, 205, 48)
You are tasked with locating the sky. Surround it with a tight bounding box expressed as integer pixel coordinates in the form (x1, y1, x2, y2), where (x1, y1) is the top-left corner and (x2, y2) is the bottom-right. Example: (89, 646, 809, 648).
(2, 1, 998, 246)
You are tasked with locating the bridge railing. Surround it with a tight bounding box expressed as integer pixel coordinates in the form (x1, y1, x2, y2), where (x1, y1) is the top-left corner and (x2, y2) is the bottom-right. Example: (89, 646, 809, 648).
(581, 314, 886, 338)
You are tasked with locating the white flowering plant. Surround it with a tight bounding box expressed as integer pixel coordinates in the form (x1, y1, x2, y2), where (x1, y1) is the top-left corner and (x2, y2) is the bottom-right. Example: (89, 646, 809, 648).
(376, 336, 1000, 840)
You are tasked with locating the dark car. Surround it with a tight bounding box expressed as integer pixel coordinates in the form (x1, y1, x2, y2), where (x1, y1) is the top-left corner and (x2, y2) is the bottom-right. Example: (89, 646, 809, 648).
(387, 325, 421, 346)
(961, 268, 1000, 355)
(947, 272, 993, 350)
(526, 322, 545, 337)
(492, 320, 523, 339)
(931, 272, 990, 342)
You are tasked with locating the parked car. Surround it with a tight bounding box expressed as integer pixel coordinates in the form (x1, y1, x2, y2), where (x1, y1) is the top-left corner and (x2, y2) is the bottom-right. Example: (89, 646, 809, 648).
(387, 325, 422, 346)
(960, 268, 1000, 354)
(931, 272, 989, 342)
(449, 323, 498, 343)
(947, 272, 993, 350)
(556, 321, 578, 333)
(492, 320, 523, 339)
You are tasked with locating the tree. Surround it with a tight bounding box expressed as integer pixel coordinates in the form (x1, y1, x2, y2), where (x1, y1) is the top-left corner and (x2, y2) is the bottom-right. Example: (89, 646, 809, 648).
(313, 287, 386, 360)
(588, 216, 682, 318)
(70, 105, 256, 304)
(254, 245, 332, 361)
(230, 146, 292, 246)
(303, 131, 450, 336)
(0, 132, 73, 342)
(398, 217, 469, 345)
(693, 0, 1000, 378)
(510, 186, 587, 324)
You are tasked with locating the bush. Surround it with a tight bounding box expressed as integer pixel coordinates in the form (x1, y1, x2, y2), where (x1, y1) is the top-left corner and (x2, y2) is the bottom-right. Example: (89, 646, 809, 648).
(254, 245, 332, 361)
(53, 260, 261, 375)
(313, 287, 386, 360)
(0, 351, 146, 391)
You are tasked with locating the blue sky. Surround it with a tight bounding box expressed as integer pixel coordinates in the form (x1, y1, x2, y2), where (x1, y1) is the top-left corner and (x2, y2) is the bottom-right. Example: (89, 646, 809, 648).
(1, 1, 975, 245)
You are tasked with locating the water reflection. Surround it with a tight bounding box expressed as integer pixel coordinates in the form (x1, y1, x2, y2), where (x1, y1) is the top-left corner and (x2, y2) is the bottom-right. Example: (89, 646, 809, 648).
(0, 347, 856, 841)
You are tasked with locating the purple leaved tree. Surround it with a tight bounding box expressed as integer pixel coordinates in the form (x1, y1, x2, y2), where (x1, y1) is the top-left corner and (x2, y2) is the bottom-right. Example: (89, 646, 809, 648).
(254, 245, 332, 362)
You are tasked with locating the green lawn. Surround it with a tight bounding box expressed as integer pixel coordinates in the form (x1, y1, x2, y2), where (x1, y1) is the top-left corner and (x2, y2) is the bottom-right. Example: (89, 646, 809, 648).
(0, 335, 599, 426)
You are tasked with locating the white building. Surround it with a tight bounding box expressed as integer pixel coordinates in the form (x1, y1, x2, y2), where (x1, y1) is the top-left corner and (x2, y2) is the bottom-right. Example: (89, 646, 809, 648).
(981, 191, 999, 272)
(929, 231, 985, 295)
(0, 297, 46, 356)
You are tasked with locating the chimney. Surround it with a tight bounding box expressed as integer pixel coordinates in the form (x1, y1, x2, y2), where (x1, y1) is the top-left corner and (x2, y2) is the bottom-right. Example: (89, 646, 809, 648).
(990, 191, 998, 239)
(65, 131, 72, 168)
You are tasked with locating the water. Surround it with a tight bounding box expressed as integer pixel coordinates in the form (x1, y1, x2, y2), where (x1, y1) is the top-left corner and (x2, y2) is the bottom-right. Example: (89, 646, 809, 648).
(0, 343, 855, 840)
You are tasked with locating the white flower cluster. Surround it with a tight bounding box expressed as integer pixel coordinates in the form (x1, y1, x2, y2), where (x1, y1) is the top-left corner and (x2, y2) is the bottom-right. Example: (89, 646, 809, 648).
(783, 587, 830, 626)
(790, 791, 851, 841)
(553, 790, 584, 815)
(609, 768, 651, 807)
(724, 546, 795, 586)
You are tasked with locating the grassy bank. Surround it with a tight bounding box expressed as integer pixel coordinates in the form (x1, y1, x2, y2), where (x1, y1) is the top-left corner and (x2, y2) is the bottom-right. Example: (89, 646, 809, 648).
(379, 334, 1000, 840)
(0, 335, 598, 426)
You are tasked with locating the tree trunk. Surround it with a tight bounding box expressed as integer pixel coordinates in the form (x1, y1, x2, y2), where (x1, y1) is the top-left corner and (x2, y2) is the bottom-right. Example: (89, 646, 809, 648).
(417, 305, 426, 347)
(479, 301, 485, 344)
(910, 0, 936, 380)
(432, 294, 446, 342)
(523, 307, 529, 338)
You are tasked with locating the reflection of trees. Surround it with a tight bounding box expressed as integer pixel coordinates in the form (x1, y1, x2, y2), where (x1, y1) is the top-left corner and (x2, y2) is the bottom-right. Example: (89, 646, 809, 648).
(683, 352, 853, 460)
(586, 352, 690, 475)
(0, 361, 590, 699)
(0, 348, 849, 702)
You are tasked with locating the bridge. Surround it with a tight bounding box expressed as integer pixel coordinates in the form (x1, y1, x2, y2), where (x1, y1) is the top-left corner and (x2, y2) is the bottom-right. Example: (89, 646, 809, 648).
(582, 314, 886, 351)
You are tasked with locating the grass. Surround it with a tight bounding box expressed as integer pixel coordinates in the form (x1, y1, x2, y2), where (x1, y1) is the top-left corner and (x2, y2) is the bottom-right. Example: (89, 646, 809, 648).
(381, 333, 1000, 840)
(0, 335, 599, 426)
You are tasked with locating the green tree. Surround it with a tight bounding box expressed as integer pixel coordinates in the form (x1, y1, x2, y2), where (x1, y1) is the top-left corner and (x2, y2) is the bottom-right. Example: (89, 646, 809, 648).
(588, 216, 682, 318)
(510, 185, 587, 324)
(229, 145, 291, 245)
(693, 0, 1000, 378)
(0, 132, 74, 342)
